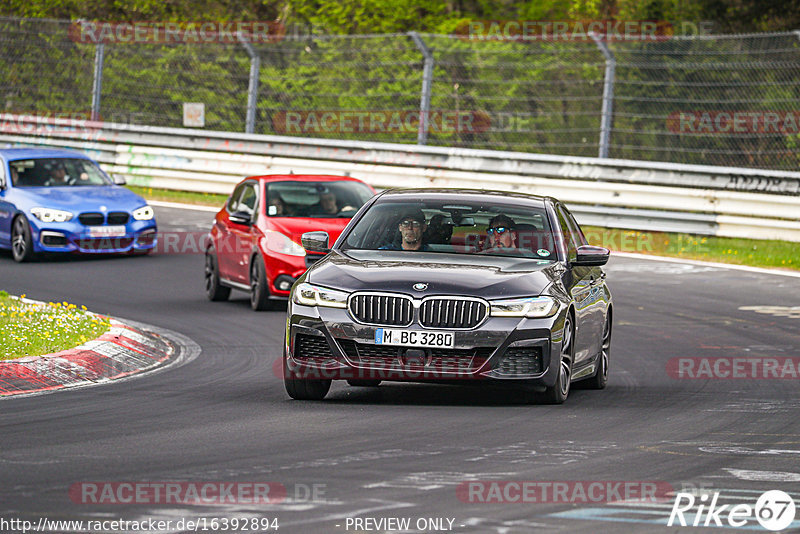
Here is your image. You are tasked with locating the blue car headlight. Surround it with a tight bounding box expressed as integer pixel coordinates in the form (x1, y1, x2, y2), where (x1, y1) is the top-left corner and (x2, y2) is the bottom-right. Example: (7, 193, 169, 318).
(31, 207, 73, 223)
(132, 205, 155, 221)
(489, 296, 558, 318)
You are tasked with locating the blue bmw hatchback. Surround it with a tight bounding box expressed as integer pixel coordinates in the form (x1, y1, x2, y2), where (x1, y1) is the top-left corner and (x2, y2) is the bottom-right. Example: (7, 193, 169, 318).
(0, 148, 157, 262)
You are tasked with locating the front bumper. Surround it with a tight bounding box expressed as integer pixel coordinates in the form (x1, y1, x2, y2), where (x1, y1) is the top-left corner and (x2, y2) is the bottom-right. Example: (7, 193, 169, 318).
(30, 219, 158, 254)
(284, 301, 567, 387)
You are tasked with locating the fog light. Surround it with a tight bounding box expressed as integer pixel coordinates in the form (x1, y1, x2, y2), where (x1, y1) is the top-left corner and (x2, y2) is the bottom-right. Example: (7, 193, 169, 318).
(275, 275, 297, 292)
(40, 231, 67, 247)
(136, 230, 156, 247)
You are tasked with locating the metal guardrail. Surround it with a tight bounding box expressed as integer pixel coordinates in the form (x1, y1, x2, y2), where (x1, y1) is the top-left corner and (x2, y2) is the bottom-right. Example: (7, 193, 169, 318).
(2, 114, 800, 242)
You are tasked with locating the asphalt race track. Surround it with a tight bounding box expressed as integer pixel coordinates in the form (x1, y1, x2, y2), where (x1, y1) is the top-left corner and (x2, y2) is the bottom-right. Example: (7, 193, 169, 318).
(1, 205, 799, 534)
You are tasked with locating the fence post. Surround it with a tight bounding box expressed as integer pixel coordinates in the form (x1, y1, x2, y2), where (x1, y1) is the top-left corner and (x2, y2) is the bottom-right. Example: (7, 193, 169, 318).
(91, 43, 105, 122)
(590, 33, 615, 159)
(237, 32, 261, 134)
(409, 32, 434, 145)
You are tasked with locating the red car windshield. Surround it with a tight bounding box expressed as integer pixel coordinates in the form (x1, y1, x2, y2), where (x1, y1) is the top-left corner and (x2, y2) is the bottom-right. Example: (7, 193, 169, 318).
(265, 181, 374, 218)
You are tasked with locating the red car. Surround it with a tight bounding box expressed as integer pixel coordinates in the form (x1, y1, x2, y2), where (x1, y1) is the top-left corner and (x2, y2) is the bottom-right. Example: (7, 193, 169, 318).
(204, 175, 376, 310)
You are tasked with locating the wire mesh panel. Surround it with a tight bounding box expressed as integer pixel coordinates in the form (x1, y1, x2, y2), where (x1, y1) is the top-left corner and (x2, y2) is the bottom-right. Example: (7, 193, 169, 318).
(609, 32, 800, 169)
(2, 16, 800, 170)
(424, 34, 605, 154)
(0, 18, 95, 115)
(254, 33, 423, 143)
(101, 42, 251, 131)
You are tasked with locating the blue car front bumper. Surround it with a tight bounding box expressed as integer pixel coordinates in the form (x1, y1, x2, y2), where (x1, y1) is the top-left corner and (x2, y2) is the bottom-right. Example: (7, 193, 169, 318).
(30, 218, 158, 254)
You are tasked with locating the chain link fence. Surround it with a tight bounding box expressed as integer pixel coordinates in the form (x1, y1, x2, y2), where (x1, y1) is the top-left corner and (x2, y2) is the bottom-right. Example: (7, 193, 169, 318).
(2, 17, 800, 170)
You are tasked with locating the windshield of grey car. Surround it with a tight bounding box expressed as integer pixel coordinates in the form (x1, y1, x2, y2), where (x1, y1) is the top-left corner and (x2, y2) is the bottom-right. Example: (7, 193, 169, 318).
(341, 199, 557, 260)
(10, 158, 112, 187)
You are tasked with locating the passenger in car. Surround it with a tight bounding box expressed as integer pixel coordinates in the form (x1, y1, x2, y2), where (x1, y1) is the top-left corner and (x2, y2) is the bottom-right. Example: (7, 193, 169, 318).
(483, 214, 518, 251)
(423, 214, 453, 245)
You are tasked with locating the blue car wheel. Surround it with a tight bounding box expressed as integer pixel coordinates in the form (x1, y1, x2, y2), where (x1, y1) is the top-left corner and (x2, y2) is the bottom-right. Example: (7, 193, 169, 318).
(12, 215, 34, 263)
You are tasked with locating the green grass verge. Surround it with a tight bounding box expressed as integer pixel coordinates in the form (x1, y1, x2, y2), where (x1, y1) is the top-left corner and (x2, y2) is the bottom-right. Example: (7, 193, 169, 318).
(126, 185, 227, 207)
(0, 291, 111, 360)
(127, 186, 798, 271)
(582, 226, 798, 271)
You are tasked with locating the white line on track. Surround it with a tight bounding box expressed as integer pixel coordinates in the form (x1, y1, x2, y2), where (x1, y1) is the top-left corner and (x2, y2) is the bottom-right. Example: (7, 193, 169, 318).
(613, 251, 800, 279)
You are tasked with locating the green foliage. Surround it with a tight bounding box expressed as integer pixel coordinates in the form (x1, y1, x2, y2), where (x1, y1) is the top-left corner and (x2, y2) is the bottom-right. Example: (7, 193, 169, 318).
(2, 2, 800, 169)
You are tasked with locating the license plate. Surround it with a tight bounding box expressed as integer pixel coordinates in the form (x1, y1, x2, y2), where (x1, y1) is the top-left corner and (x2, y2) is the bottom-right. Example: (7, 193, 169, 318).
(374, 328, 454, 348)
(88, 225, 127, 238)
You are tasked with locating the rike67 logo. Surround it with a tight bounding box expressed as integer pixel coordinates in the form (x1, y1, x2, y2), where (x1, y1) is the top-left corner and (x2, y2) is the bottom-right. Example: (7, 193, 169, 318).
(668, 490, 796, 531)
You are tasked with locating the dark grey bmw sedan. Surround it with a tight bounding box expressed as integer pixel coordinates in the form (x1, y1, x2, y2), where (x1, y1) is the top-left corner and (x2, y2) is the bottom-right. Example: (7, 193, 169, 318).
(283, 189, 612, 404)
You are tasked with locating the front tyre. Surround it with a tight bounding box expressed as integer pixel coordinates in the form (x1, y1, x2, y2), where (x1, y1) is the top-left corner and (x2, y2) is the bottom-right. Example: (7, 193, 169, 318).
(541, 315, 574, 404)
(250, 253, 272, 311)
(11, 215, 34, 263)
(284, 358, 331, 400)
(204, 246, 231, 301)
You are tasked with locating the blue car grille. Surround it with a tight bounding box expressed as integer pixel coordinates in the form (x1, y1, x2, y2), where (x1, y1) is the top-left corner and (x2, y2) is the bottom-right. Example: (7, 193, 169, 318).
(78, 212, 130, 225)
(78, 212, 104, 225)
(107, 212, 130, 224)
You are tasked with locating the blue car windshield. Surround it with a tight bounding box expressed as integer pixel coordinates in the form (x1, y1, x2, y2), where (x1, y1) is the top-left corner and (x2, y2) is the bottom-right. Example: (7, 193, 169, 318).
(9, 158, 111, 187)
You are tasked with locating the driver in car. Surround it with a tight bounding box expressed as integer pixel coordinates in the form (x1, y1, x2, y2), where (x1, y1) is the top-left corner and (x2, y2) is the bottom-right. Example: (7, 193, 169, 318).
(319, 191, 338, 215)
(48, 162, 70, 186)
(380, 209, 430, 251)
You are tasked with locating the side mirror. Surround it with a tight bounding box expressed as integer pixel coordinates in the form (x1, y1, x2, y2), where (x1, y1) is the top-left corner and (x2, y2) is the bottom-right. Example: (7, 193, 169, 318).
(229, 211, 253, 226)
(0, 175, 5, 189)
(573, 245, 610, 266)
(112, 174, 127, 185)
(301, 231, 330, 253)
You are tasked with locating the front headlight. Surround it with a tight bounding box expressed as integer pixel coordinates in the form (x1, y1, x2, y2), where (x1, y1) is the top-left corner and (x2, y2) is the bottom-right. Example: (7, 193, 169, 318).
(132, 205, 155, 221)
(292, 282, 349, 308)
(490, 296, 559, 318)
(31, 207, 73, 223)
(265, 230, 306, 257)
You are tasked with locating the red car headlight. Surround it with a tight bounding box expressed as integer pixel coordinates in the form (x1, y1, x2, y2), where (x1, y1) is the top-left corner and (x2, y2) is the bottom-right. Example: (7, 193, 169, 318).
(264, 230, 306, 257)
